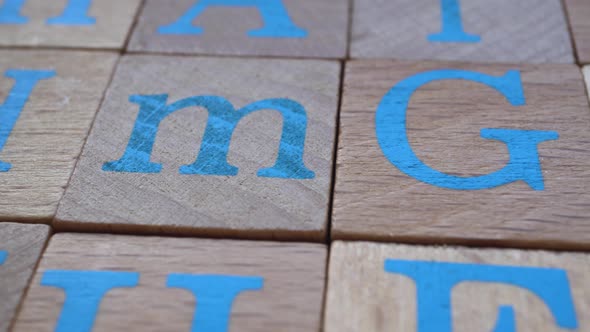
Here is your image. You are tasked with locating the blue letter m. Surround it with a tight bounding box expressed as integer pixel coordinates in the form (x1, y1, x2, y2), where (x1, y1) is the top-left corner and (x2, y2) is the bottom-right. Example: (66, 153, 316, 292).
(103, 95, 315, 179)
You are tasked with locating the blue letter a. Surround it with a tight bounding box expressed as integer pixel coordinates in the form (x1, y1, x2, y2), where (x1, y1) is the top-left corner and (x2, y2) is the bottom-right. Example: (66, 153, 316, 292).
(167, 274, 264, 332)
(103, 95, 315, 179)
(158, 0, 307, 38)
(0, 69, 55, 172)
(0, 0, 95, 25)
(41, 270, 139, 332)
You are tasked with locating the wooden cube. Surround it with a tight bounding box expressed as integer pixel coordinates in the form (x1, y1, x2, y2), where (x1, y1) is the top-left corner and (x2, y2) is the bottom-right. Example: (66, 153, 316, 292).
(56, 55, 340, 241)
(333, 60, 590, 249)
(0, 50, 118, 222)
(14, 233, 327, 332)
(325, 241, 590, 332)
(351, 0, 573, 63)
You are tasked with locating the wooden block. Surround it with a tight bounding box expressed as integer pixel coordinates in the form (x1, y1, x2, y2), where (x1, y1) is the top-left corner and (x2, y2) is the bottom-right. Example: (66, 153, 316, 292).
(325, 241, 590, 332)
(585, 66, 590, 96)
(128, 0, 349, 58)
(0, 0, 142, 49)
(0, 223, 50, 332)
(13, 233, 327, 332)
(333, 60, 590, 249)
(564, 0, 590, 64)
(55, 55, 340, 241)
(350, 0, 573, 63)
(0, 50, 118, 222)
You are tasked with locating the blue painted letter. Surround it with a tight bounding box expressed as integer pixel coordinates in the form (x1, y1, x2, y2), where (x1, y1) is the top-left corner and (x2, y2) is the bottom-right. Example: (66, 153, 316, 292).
(0, 250, 7, 265)
(0, 69, 55, 172)
(0, 0, 95, 25)
(429, 0, 480, 43)
(158, 0, 307, 37)
(103, 95, 315, 179)
(47, 0, 95, 25)
(167, 274, 264, 332)
(41, 270, 139, 332)
(375, 69, 558, 190)
(0, 0, 28, 24)
(384, 259, 578, 332)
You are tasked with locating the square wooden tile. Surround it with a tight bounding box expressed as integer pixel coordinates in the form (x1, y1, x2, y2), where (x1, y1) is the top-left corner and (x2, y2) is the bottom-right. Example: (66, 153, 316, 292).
(0, 50, 118, 222)
(565, 0, 590, 64)
(128, 0, 349, 58)
(56, 55, 340, 241)
(13, 233, 327, 332)
(0, 0, 142, 49)
(333, 60, 590, 249)
(325, 241, 590, 332)
(351, 0, 573, 63)
(0, 223, 50, 332)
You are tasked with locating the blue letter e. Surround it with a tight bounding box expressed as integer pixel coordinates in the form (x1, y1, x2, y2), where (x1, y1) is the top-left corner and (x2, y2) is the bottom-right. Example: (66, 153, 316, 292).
(375, 69, 558, 190)
(385, 259, 578, 332)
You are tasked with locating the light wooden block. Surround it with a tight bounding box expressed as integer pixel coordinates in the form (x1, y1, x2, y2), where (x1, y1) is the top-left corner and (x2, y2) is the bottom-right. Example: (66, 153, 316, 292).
(325, 242, 590, 332)
(350, 0, 573, 63)
(0, 50, 118, 222)
(333, 60, 590, 249)
(128, 0, 349, 58)
(0, 0, 142, 49)
(14, 233, 327, 332)
(56, 55, 340, 241)
(0, 223, 50, 332)
(565, 0, 590, 64)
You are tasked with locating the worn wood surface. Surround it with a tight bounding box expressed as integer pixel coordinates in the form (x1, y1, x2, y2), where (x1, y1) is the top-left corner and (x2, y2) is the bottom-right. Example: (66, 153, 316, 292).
(0, 0, 142, 49)
(333, 60, 590, 249)
(0, 223, 50, 332)
(56, 55, 340, 241)
(350, 0, 573, 63)
(325, 241, 590, 332)
(13, 233, 327, 332)
(565, 0, 590, 64)
(0, 50, 118, 222)
(128, 0, 349, 58)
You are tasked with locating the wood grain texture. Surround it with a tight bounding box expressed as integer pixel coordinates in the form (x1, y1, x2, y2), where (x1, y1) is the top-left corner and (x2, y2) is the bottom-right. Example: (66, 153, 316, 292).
(0, 50, 118, 222)
(350, 0, 573, 63)
(564, 0, 590, 64)
(56, 55, 340, 241)
(128, 0, 349, 58)
(324, 241, 590, 332)
(13, 233, 327, 332)
(0, 0, 142, 49)
(333, 60, 590, 249)
(0, 223, 50, 332)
